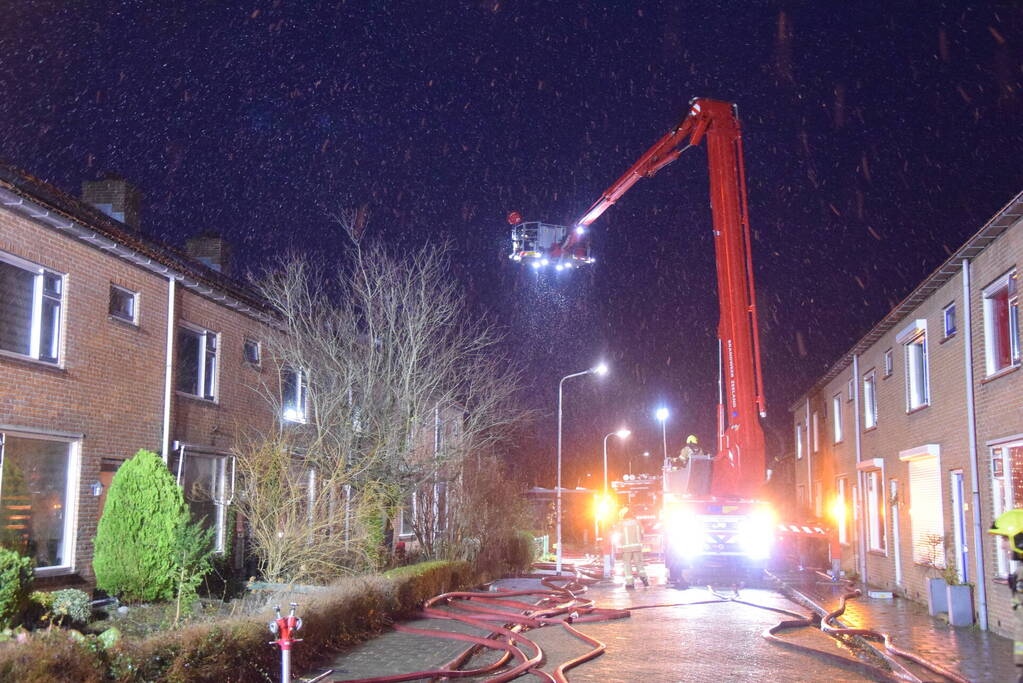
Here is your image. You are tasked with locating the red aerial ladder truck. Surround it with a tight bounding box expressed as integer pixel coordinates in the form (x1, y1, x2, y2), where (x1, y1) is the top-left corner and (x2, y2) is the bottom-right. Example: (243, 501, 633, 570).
(523, 98, 783, 582)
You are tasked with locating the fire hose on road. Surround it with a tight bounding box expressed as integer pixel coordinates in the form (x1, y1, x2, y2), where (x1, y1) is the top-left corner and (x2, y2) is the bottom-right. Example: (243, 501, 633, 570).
(311, 560, 972, 683)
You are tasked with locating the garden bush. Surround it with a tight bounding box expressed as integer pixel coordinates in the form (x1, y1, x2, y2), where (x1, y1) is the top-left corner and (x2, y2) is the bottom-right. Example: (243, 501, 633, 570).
(92, 449, 193, 603)
(0, 547, 33, 628)
(0, 559, 480, 681)
(50, 589, 92, 627)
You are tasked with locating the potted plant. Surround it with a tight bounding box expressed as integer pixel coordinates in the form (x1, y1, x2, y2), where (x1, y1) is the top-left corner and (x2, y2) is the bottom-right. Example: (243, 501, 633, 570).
(922, 534, 948, 616)
(943, 552, 974, 626)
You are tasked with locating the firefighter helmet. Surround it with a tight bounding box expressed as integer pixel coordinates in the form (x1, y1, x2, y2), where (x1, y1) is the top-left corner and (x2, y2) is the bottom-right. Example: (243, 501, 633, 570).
(686, 434, 699, 445)
(989, 509, 1023, 556)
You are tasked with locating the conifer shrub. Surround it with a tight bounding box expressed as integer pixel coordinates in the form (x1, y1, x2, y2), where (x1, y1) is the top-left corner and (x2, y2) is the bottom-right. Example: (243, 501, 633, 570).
(92, 449, 190, 602)
(0, 547, 33, 628)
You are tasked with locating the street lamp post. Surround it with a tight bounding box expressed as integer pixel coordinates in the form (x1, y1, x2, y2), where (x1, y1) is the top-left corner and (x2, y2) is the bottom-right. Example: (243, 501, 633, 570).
(603, 428, 631, 492)
(656, 407, 670, 468)
(600, 428, 629, 577)
(557, 362, 608, 575)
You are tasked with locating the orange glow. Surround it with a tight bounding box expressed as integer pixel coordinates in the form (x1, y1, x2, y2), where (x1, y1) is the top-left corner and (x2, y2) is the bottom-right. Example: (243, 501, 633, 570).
(830, 498, 846, 526)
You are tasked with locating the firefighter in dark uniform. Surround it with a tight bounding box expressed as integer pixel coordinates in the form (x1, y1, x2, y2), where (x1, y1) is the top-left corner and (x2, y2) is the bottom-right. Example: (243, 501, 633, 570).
(989, 508, 1023, 682)
(673, 434, 703, 469)
(617, 506, 648, 589)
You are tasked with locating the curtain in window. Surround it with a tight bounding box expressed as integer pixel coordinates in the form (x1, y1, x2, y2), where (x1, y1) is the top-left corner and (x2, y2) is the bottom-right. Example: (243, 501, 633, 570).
(0, 261, 35, 356)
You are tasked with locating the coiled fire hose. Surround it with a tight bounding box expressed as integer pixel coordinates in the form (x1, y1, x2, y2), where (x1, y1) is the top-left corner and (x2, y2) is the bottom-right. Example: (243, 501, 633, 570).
(330, 561, 971, 683)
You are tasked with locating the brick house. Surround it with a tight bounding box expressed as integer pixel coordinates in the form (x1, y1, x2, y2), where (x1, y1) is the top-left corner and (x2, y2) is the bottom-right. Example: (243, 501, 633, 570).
(0, 164, 296, 589)
(791, 190, 1022, 636)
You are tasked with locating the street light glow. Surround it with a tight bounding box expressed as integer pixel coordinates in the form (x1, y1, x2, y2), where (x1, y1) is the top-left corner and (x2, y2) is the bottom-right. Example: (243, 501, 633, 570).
(616, 428, 631, 439)
(655, 407, 669, 422)
(592, 362, 609, 376)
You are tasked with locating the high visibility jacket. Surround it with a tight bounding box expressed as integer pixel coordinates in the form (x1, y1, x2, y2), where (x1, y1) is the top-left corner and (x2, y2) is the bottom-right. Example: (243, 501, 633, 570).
(619, 518, 643, 552)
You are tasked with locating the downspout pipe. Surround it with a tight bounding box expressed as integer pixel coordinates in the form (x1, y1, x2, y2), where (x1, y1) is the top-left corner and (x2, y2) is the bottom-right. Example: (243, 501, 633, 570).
(852, 354, 868, 584)
(161, 277, 176, 462)
(962, 258, 989, 630)
(805, 398, 812, 505)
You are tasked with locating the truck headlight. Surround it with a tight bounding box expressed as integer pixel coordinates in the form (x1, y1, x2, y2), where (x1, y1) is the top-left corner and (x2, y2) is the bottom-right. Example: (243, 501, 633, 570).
(739, 507, 776, 560)
(665, 509, 704, 558)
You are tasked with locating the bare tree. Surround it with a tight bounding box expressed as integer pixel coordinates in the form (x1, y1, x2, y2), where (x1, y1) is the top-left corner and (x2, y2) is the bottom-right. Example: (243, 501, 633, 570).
(239, 219, 526, 577)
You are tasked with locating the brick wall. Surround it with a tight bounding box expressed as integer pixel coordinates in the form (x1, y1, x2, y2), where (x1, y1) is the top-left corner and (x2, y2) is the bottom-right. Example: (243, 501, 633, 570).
(793, 211, 1023, 638)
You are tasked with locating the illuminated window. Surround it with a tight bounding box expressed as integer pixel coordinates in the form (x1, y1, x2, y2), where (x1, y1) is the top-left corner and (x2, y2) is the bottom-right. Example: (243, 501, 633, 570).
(812, 412, 820, 453)
(832, 394, 843, 443)
(282, 368, 308, 423)
(883, 348, 893, 377)
(836, 477, 849, 544)
(991, 443, 1023, 576)
(904, 331, 929, 410)
(0, 432, 79, 574)
(983, 271, 1020, 376)
(863, 371, 877, 429)
(795, 423, 804, 460)
(906, 452, 943, 566)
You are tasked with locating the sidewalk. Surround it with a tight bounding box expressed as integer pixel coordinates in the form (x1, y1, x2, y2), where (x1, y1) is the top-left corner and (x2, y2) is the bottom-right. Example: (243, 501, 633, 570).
(775, 572, 1014, 682)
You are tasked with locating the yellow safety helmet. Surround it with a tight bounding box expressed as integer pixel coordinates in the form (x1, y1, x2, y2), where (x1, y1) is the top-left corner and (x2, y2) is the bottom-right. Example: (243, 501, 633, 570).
(989, 509, 1023, 556)
(686, 434, 699, 445)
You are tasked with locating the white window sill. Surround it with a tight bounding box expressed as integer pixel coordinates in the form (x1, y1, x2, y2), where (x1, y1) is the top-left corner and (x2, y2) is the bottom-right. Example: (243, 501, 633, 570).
(176, 390, 218, 404)
(35, 566, 75, 578)
(0, 348, 63, 369)
(982, 364, 1020, 384)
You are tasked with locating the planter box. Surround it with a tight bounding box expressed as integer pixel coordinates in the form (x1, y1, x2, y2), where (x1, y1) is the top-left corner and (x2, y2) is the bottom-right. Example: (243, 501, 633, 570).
(947, 584, 974, 626)
(927, 577, 948, 615)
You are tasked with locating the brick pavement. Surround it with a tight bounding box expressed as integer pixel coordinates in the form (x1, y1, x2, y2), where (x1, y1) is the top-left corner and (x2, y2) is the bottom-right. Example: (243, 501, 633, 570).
(778, 572, 1015, 682)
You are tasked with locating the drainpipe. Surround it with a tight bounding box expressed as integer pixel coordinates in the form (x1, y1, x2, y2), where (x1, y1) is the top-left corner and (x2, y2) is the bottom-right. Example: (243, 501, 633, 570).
(852, 353, 867, 583)
(962, 258, 989, 630)
(161, 277, 176, 462)
(805, 397, 812, 502)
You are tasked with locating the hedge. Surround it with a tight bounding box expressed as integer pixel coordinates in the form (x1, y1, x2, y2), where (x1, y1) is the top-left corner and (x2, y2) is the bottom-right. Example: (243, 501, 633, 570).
(0, 560, 474, 682)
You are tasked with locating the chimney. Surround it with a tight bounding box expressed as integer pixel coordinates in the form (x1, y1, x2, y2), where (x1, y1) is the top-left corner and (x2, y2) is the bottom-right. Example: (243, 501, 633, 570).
(81, 174, 143, 231)
(185, 232, 232, 275)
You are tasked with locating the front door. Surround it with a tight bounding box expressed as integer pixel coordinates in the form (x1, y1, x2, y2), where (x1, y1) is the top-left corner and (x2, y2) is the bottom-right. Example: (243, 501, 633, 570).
(951, 469, 969, 584)
(890, 478, 903, 587)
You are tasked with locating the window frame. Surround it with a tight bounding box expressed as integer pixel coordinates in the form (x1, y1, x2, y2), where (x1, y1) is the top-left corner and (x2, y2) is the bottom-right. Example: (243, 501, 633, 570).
(990, 442, 1022, 577)
(282, 367, 309, 423)
(836, 476, 849, 545)
(0, 251, 65, 365)
(243, 338, 262, 368)
(176, 323, 219, 401)
(847, 378, 854, 402)
(832, 394, 843, 443)
(904, 330, 930, 411)
(982, 270, 1020, 377)
(863, 370, 878, 430)
(811, 411, 820, 453)
(943, 302, 957, 339)
(883, 348, 893, 378)
(0, 429, 81, 576)
(108, 284, 139, 325)
(864, 467, 887, 554)
(795, 422, 804, 460)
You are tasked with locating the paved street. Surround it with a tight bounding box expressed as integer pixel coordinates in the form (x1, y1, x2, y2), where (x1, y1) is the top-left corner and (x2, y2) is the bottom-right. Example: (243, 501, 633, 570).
(311, 565, 900, 682)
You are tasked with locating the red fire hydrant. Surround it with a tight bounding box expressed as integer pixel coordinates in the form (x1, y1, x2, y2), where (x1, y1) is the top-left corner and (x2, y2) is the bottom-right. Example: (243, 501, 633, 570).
(269, 603, 302, 682)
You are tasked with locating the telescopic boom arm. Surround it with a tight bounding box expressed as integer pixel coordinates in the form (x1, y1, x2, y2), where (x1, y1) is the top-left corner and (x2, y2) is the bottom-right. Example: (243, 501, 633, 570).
(567, 98, 767, 498)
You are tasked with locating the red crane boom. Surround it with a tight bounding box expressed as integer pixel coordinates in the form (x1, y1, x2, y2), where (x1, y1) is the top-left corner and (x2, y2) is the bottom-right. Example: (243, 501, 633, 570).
(571, 98, 767, 498)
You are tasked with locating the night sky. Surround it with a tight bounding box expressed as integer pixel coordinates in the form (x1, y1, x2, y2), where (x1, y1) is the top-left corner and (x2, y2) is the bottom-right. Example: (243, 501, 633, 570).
(3, 2, 1023, 487)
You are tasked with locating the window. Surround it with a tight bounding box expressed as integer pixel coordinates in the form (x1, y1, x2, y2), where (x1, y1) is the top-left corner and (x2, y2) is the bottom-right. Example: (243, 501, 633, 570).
(176, 325, 218, 400)
(400, 491, 416, 537)
(832, 394, 843, 443)
(0, 432, 79, 574)
(243, 339, 261, 367)
(863, 371, 877, 429)
(847, 378, 854, 402)
(983, 271, 1020, 376)
(883, 348, 893, 377)
(943, 303, 956, 338)
(797, 484, 806, 509)
(282, 368, 308, 423)
(795, 422, 804, 460)
(108, 285, 138, 324)
(865, 469, 886, 552)
(991, 443, 1023, 576)
(811, 412, 820, 453)
(0, 252, 63, 363)
(836, 477, 849, 544)
(904, 331, 929, 410)
(813, 480, 823, 518)
(906, 452, 943, 566)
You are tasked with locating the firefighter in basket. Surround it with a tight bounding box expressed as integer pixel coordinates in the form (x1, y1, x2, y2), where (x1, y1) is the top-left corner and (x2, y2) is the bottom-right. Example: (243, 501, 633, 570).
(672, 434, 704, 469)
(990, 508, 1023, 682)
(617, 506, 648, 589)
